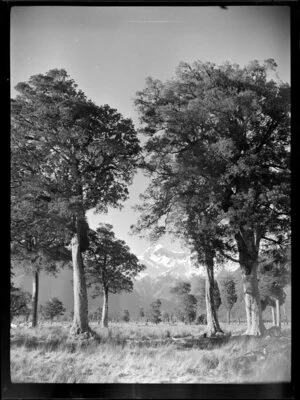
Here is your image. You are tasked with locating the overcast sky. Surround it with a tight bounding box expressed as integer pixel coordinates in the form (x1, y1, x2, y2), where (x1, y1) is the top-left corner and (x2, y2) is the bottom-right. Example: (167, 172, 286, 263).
(11, 6, 290, 256)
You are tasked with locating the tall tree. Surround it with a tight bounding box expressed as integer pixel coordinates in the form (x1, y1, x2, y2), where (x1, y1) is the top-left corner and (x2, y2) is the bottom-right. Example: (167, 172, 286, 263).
(213, 280, 222, 313)
(260, 295, 277, 325)
(148, 299, 162, 324)
(11, 69, 141, 336)
(10, 284, 31, 322)
(181, 294, 198, 324)
(258, 253, 290, 329)
(170, 281, 197, 324)
(192, 276, 222, 331)
(11, 181, 71, 327)
(219, 275, 238, 324)
(133, 59, 290, 336)
(139, 307, 145, 321)
(84, 224, 146, 328)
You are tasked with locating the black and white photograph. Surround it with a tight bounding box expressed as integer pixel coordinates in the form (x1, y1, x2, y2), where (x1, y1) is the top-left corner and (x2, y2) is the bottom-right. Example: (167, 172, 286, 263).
(9, 4, 291, 387)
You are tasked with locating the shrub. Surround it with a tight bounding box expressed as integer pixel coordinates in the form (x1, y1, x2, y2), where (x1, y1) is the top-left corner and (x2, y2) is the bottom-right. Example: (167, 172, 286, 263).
(122, 310, 130, 322)
(40, 297, 65, 321)
(196, 314, 207, 325)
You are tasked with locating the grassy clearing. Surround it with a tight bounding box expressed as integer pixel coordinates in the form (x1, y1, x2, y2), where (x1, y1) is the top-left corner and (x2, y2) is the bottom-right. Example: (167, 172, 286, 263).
(10, 321, 291, 383)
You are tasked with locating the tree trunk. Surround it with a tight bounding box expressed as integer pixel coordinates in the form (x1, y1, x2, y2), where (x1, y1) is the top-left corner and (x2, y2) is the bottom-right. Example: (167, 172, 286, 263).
(241, 265, 265, 336)
(276, 299, 281, 330)
(98, 306, 101, 325)
(227, 309, 231, 324)
(282, 302, 288, 325)
(31, 270, 39, 327)
(204, 254, 224, 336)
(271, 306, 276, 326)
(236, 232, 265, 336)
(70, 234, 91, 337)
(101, 287, 109, 328)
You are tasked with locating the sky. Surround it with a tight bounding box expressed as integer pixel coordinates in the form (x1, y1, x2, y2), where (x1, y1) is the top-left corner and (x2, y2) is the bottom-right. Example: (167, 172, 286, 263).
(11, 6, 290, 257)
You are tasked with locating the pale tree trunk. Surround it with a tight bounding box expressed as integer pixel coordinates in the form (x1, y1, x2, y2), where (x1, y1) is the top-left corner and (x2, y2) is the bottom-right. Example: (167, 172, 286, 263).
(205, 253, 224, 336)
(275, 299, 281, 329)
(282, 303, 288, 324)
(241, 265, 265, 336)
(101, 287, 109, 328)
(70, 234, 91, 336)
(227, 309, 231, 324)
(271, 306, 276, 326)
(236, 232, 265, 336)
(31, 270, 39, 327)
(98, 306, 101, 325)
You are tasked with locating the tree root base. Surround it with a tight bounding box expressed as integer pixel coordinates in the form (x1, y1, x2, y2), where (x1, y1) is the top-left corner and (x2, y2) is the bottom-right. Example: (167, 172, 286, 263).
(69, 324, 96, 340)
(204, 329, 226, 338)
(262, 326, 281, 338)
(242, 327, 266, 337)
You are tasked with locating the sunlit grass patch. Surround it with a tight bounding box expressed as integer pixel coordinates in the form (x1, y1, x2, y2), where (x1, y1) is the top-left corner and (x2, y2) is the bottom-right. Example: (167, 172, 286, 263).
(10, 321, 291, 383)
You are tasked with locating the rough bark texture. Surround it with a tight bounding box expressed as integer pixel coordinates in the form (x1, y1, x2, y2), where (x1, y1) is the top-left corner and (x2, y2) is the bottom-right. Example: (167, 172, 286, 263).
(31, 270, 39, 327)
(236, 232, 265, 336)
(276, 299, 281, 329)
(205, 254, 224, 336)
(241, 265, 265, 336)
(227, 309, 231, 325)
(101, 287, 109, 328)
(271, 306, 276, 326)
(70, 234, 91, 337)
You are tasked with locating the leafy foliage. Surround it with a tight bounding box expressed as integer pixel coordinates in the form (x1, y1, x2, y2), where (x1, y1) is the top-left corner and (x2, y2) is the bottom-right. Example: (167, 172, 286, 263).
(148, 299, 162, 324)
(133, 59, 290, 334)
(170, 281, 197, 323)
(11, 69, 142, 331)
(219, 275, 238, 312)
(139, 307, 145, 319)
(40, 297, 66, 321)
(259, 258, 290, 306)
(11, 146, 71, 276)
(170, 281, 191, 296)
(181, 294, 198, 323)
(133, 58, 290, 270)
(192, 277, 222, 314)
(12, 68, 141, 248)
(122, 309, 130, 322)
(84, 224, 146, 296)
(161, 311, 170, 322)
(213, 280, 222, 312)
(10, 285, 31, 321)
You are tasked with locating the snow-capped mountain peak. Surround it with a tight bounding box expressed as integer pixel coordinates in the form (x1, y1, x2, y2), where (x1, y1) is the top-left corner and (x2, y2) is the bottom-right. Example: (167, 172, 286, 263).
(137, 244, 203, 280)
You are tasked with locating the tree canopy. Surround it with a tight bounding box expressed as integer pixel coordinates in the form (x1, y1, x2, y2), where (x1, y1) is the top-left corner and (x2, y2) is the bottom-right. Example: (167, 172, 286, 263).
(219, 274, 238, 323)
(148, 299, 162, 324)
(170, 281, 197, 323)
(11, 69, 142, 335)
(12, 69, 141, 237)
(84, 224, 146, 296)
(134, 58, 290, 258)
(133, 59, 290, 336)
(10, 284, 31, 321)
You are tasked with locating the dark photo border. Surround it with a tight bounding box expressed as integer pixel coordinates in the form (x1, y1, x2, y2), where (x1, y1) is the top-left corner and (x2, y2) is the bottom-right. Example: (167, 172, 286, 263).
(2, 1, 297, 399)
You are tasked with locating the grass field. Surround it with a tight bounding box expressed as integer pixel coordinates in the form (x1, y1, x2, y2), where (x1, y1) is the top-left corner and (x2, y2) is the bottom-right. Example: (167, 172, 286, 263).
(10, 321, 291, 383)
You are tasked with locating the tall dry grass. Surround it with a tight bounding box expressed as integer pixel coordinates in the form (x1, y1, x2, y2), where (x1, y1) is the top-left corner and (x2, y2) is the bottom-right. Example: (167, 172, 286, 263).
(10, 321, 291, 383)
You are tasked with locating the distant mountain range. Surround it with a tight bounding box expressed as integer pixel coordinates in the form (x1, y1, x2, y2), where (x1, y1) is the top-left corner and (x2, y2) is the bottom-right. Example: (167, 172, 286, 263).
(12, 243, 239, 318)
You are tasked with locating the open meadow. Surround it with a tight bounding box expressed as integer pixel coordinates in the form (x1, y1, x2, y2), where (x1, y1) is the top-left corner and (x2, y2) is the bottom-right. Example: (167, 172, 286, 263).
(10, 321, 291, 384)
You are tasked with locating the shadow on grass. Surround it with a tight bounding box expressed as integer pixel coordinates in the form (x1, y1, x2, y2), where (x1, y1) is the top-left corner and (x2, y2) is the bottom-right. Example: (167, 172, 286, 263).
(10, 331, 127, 352)
(11, 328, 291, 353)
